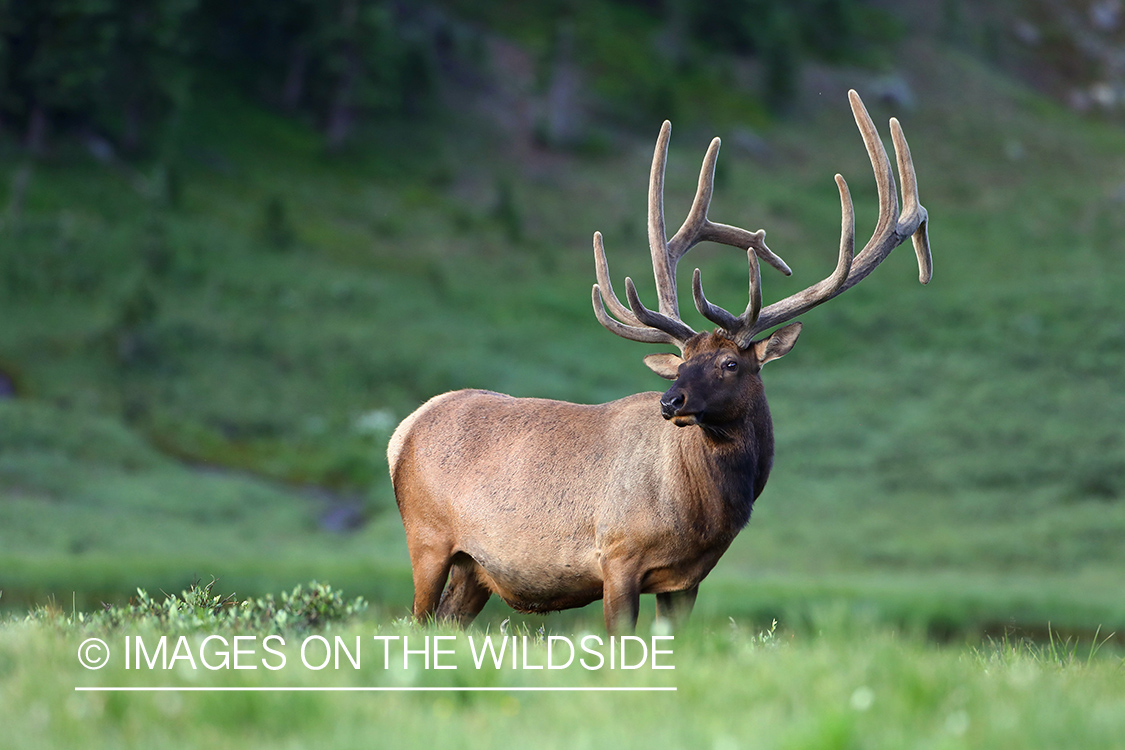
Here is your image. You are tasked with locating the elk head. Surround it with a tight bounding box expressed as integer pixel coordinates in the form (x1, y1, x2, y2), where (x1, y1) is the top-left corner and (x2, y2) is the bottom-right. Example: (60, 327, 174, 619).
(643, 326, 802, 429)
(592, 89, 931, 426)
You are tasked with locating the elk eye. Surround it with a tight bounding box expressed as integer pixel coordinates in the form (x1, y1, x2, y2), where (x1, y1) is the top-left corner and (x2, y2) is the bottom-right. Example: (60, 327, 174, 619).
(723, 360, 738, 372)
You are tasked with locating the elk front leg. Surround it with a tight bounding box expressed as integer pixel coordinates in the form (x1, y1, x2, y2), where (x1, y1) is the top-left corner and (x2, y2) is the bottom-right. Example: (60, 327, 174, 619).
(655, 584, 698, 629)
(601, 563, 641, 635)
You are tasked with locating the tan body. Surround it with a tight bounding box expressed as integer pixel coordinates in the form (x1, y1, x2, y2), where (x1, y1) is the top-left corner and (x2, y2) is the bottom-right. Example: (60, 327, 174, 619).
(389, 374, 774, 631)
(388, 91, 931, 633)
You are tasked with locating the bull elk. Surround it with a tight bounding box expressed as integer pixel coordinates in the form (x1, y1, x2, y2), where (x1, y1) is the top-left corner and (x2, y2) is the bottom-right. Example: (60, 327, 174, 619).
(388, 90, 931, 634)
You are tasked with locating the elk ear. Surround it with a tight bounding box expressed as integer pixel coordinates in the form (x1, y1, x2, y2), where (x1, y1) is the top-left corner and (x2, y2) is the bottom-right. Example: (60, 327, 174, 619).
(752, 322, 802, 366)
(643, 353, 683, 380)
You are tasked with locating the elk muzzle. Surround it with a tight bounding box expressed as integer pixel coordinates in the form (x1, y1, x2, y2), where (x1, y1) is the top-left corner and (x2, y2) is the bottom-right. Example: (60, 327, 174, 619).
(660, 387, 698, 426)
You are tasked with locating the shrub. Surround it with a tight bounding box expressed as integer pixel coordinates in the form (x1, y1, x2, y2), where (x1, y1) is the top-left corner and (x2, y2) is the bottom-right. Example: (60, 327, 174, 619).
(23, 579, 368, 635)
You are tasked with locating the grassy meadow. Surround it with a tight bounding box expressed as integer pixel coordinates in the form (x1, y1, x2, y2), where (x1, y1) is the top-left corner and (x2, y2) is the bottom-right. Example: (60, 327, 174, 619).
(3, 606, 1124, 750)
(1, 16, 1125, 748)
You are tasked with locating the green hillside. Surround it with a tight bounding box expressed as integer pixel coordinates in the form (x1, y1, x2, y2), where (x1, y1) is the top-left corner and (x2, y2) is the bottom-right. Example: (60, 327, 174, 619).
(1, 3, 1123, 642)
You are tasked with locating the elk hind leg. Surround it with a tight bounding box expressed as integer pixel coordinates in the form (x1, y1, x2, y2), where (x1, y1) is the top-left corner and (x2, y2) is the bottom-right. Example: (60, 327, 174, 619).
(436, 554, 492, 627)
(655, 584, 699, 629)
(408, 544, 454, 623)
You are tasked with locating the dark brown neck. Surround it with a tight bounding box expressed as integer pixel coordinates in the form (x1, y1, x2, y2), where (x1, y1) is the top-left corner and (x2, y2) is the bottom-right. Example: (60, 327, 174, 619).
(690, 393, 774, 531)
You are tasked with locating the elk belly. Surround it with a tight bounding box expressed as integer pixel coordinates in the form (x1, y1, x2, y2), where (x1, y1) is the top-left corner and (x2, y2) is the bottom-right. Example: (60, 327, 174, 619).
(462, 544, 605, 614)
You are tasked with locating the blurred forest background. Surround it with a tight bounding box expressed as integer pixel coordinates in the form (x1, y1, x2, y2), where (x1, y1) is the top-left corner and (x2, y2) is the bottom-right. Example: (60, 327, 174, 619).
(0, 0, 1123, 638)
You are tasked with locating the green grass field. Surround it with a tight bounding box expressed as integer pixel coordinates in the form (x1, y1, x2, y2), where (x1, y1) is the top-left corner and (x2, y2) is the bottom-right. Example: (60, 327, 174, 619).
(3, 596, 1123, 750)
(2, 19, 1125, 747)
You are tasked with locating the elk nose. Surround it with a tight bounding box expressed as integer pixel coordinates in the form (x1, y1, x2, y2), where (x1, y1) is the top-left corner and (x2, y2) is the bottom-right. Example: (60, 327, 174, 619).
(660, 390, 686, 420)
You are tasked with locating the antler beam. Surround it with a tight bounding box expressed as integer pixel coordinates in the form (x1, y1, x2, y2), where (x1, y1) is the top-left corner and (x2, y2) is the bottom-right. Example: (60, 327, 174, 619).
(592, 89, 932, 353)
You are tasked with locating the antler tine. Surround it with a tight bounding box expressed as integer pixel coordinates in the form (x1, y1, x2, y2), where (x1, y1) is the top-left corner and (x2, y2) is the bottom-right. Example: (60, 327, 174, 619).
(734, 173, 854, 345)
(692, 247, 763, 334)
(648, 120, 678, 319)
(743, 247, 763, 326)
(666, 137, 720, 266)
(692, 268, 740, 332)
(586, 119, 703, 350)
(850, 88, 898, 242)
(593, 231, 643, 327)
(827, 93, 929, 294)
(592, 286, 680, 346)
(698, 223, 790, 275)
(624, 277, 697, 343)
(668, 136, 792, 276)
(588, 122, 696, 352)
(890, 117, 932, 284)
(737, 89, 927, 343)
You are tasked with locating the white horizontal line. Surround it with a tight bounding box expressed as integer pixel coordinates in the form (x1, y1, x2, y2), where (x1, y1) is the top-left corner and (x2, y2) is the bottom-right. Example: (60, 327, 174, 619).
(75, 686, 676, 693)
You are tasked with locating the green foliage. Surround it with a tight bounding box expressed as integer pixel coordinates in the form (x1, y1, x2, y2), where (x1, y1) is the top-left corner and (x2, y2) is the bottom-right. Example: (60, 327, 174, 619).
(0, 0, 442, 153)
(0, 0, 198, 153)
(0, 0, 904, 156)
(197, 0, 442, 149)
(973, 625, 1118, 671)
(260, 195, 295, 250)
(759, 6, 801, 113)
(24, 579, 367, 634)
(688, 0, 894, 60)
(687, 0, 901, 111)
(492, 176, 523, 244)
